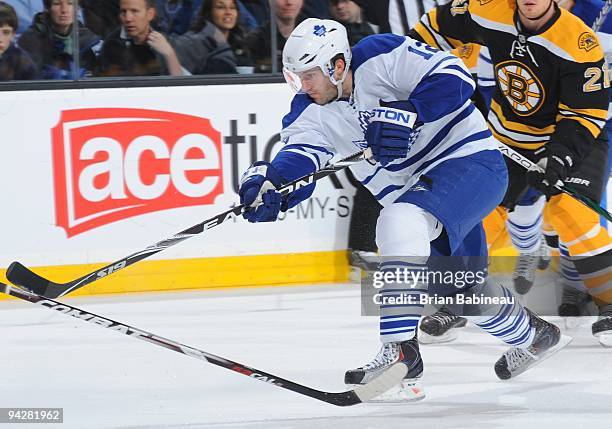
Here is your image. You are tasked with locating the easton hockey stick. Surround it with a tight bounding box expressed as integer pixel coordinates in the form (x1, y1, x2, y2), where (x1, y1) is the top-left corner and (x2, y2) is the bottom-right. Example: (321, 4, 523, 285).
(7, 149, 372, 299)
(0, 282, 406, 406)
(497, 142, 612, 222)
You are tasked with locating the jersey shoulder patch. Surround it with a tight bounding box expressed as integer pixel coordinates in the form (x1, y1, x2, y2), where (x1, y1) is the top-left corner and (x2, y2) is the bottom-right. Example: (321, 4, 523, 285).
(540, 9, 604, 63)
(452, 43, 481, 69)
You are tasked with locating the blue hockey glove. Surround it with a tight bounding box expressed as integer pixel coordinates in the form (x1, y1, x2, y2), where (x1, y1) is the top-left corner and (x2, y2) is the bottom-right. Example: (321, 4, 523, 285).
(366, 100, 421, 166)
(526, 143, 575, 200)
(239, 161, 287, 223)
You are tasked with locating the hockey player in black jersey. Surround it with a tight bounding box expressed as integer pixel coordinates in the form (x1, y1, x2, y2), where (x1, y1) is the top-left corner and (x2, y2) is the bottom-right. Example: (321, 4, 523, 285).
(411, 0, 612, 354)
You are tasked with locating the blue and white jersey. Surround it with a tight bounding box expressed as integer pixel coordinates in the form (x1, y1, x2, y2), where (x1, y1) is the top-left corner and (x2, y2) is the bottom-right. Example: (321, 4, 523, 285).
(273, 34, 498, 207)
(476, 46, 495, 109)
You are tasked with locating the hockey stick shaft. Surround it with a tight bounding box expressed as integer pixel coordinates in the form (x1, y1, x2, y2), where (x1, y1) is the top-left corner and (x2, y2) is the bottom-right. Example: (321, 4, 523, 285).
(592, 0, 612, 32)
(7, 149, 372, 298)
(497, 142, 612, 222)
(0, 282, 405, 406)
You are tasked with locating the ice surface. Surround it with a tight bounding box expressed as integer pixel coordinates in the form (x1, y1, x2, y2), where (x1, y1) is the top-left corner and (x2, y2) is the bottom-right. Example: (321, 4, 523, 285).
(1, 284, 611, 429)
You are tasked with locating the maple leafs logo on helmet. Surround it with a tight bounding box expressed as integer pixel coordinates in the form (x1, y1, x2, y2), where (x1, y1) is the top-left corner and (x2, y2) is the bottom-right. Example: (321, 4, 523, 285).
(313, 24, 327, 37)
(282, 19, 352, 100)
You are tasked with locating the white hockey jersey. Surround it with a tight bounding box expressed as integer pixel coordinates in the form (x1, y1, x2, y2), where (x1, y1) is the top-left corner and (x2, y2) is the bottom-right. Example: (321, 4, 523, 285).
(273, 34, 498, 207)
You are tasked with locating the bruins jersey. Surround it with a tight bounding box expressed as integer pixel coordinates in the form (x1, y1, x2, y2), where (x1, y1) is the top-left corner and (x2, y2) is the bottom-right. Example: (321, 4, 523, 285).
(411, 0, 608, 161)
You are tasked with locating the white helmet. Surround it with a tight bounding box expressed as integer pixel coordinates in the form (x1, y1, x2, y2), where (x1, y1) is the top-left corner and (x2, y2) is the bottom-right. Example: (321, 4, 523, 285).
(282, 18, 352, 101)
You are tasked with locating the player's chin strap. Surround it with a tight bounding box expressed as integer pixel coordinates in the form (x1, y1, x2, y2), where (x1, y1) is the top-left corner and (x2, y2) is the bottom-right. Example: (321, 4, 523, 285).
(334, 81, 344, 101)
(331, 61, 351, 101)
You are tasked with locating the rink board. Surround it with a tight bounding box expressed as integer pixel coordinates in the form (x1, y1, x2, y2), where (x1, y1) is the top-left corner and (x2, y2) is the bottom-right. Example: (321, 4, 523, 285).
(0, 84, 607, 300)
(0, 84, 357, 298)
(0, 250, 349, 300)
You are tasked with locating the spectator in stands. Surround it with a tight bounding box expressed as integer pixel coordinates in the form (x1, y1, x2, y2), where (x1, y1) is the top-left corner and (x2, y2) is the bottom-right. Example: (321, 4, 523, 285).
(18, 0, 100, 79)
(10, 0, 43, 34)
(97, 0, 185, 76)
(303, 0, 331, 19)
(246, 0, 305, 72)
(0, 1, 36, 80)
(330, 0, 374, 45)
(80, 0, 120, 38)
(163, 4, 237, 74)
(235, 1, 259, 30)
(191, 0, 254, 68)
(156, 0, 202, 34)
(241, 0, 268, 26)
(156, 1, 258, 35)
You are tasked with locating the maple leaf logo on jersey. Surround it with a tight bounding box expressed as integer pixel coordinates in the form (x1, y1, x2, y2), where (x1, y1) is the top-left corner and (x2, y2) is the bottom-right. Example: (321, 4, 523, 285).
(313, 25, 327, 37)
(358, 110, 374, 136)
(578, 32, 599, 52)
(353, 110, 374, 149)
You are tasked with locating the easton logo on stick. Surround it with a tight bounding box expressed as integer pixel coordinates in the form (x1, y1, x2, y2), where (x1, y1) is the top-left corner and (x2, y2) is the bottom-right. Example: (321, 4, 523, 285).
(52, 108, 224, 237)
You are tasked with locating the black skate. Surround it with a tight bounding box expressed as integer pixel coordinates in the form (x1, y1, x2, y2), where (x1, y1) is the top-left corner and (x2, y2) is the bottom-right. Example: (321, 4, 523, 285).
(537, 240, 551, 270)
(495, 309, 571, 380)
(558, 283, 591, 329)
(592, 304, 612, 347)
(512, 252, 539, 295)
(345, 337, 425, 402)
(419, 307, 467, 344)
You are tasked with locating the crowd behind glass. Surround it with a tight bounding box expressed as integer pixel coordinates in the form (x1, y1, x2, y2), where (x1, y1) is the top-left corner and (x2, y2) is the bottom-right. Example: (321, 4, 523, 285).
(0, 0, 377, 82)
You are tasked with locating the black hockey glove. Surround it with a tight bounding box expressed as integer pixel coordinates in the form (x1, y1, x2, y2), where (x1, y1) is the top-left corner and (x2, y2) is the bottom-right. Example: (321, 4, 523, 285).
(526, 143, 575, 200)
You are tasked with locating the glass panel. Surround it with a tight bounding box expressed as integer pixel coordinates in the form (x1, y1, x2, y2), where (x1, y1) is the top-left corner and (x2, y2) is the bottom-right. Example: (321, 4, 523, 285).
(1, 1, 46, 81)
(1, 0, 91, 81)
(165, 0, 271, 76)
(89, 0, 182, 77)
(1, 1, 303, 83)
(165, 0, 249, 76)
(248, 0, 307, 74)
(81, 0, 276, 79)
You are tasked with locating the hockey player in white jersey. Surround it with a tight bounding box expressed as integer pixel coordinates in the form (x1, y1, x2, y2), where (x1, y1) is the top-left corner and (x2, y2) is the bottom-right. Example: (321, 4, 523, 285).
(238, 19, 570, 400)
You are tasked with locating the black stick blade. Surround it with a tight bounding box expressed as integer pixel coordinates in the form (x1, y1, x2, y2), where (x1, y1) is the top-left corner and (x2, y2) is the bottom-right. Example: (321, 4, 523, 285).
(6, 262, 56, 297)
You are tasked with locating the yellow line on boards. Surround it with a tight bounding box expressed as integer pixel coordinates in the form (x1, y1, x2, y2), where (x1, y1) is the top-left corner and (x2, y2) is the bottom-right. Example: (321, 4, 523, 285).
(0, 248, 523, 301)
(0, 251, 351, 300)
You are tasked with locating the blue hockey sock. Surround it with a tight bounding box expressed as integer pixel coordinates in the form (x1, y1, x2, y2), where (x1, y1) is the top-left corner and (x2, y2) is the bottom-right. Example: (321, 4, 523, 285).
(471, 285, 535, 348)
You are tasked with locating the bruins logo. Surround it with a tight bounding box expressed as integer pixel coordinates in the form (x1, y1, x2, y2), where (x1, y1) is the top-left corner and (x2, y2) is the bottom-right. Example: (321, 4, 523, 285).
(578, 32, 599, 52)
(456, 44, 474, 59)
(450, 0, 469, 16)
(495, 60, 545, 116)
